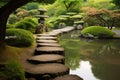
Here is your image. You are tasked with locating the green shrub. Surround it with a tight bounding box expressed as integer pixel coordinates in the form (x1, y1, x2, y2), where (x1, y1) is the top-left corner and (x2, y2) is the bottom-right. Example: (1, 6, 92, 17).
(25, 2, 39, 10)
(5, 28, 35, 47)
(0, 60, 25, 80)
(24, 17, 38, 25)
(7, 24, 15, 29)
(15, 18, 37, 33)
(81, 26, 115, 38)
(8, 14, 20, 24)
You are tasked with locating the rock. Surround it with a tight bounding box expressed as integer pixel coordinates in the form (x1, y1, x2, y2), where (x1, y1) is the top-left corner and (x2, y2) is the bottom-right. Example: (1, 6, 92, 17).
(76, 25, 83, 30)
(53, 75, 83, 80)
(80, 33, 95, 39)
(37, 43, 61, 47)
(36, 34, 57, 37)
(35, 47, 64, 55)
(27, 54, 65, 64)
(25, 63, 69, 79)
(36, 36, 57, 40)
(37, 40, 58, 43)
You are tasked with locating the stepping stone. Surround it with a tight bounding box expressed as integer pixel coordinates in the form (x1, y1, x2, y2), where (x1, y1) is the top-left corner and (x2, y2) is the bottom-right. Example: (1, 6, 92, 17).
(25, 63, 69, 79)
(28, 54, 65, 64)
(53, 75, 83, 80)
(37, 40, 58, 43)
(35, 47, 64, 55)
(36, 47, 64, 52)
(36, 34, 57, 37)
(36, 36, 57, 40)
(37, 43, 61, 47)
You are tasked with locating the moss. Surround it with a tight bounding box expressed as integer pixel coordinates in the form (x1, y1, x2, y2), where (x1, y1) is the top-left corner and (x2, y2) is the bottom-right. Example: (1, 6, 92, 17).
(15, 18, 37, 33)
(0, 60, 26, 80)
(5, 28, 35, 47)
(81, 26, 115, 38)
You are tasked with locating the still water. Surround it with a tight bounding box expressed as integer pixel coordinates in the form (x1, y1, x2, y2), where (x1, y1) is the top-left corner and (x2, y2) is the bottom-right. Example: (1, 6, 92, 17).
(60, 30, 120, 80)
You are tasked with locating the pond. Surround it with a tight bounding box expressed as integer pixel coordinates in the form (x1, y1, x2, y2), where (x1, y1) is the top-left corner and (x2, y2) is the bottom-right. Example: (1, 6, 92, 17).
(60, 30, 120, 80)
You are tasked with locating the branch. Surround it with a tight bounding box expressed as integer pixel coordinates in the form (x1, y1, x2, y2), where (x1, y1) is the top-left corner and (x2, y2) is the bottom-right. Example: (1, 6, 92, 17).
(0, 0, 32, 15)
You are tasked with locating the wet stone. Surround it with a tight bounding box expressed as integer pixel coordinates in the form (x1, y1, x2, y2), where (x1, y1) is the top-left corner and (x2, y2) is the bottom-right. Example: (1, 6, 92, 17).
(36, 36, 57, 40)
(37, 43, 61, 47)
(53, 75, 83, 80)
(25, 63, 69, 79)
(35, 47, 64, 55)
(27, 54, 65, 64)
(37, 40, 58, 43)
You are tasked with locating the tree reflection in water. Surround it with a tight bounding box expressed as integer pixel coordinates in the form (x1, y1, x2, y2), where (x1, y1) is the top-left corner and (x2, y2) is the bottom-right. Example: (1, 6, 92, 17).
(62, 40, 81, 70)
(60, 30, 120, 80)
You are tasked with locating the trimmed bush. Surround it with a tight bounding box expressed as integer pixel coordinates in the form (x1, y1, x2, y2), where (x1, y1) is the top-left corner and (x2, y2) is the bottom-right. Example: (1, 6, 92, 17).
(81, 26, 115, 38)
(0, 60, 25, 80)
(15, 18, 37, 33)
(5, 28, 35, 47)
(8, 14, 20, 24)
(25, 2, 39, 10)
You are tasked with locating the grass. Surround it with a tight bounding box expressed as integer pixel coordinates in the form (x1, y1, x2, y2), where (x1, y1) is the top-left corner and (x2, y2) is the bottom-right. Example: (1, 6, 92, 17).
(0, 42, 36, 64)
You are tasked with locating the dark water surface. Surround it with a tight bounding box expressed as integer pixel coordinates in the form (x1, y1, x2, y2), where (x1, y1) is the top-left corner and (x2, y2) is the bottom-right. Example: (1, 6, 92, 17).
(60, 30, 120, 80)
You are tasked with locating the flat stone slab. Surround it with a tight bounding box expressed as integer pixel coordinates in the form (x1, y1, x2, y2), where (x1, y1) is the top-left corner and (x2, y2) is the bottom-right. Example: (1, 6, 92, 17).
(53, 75, 83, 80)
(26, 63, 69, 79)
(36, 34, 57, 37)
(28, 54, 65, 64)
(37, 43, 61, 47)
(36, 36, 57, 40)
(36, 47, 64, 52)
(37, 40, 58, 43)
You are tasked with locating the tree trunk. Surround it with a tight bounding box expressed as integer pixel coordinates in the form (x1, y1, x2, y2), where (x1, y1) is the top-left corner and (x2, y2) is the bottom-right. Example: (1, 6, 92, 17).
(0, 0, 32, 46)
(0, 13, 8, 45)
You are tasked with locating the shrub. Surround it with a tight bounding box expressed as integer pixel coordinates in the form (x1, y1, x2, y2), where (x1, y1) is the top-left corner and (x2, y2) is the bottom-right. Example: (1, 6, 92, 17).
(8, 14, 20, 24)
(0, 60, 25, 80)
(15, 18, 37, 33)
(81, 26, 115, 38)
(7, 24, 15, 29)
(5, 28, 35, 47)
(25, 2, 39, 10)
(24, 17, 38, 25)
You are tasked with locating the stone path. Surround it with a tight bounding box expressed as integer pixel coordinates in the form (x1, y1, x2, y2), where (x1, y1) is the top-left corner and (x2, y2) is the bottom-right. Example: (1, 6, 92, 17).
(25, 27, 83, 80)
(37, 43, 61, 47)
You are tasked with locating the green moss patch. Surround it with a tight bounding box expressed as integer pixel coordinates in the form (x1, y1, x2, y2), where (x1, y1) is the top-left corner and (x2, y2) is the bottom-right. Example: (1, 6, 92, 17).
(5, 28, 35, 47)
(81, 26, 115, 38)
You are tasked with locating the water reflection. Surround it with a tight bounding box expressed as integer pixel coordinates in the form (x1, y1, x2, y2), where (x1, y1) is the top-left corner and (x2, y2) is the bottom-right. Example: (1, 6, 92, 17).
(70, 61, 99, 80)
(60, 30, 120, 80)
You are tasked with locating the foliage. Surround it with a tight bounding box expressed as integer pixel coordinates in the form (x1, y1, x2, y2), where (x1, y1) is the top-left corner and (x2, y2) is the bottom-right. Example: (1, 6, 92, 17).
(15, 17, 37, 33)
(8, 14, 20, 24)
(33, 0, 56, 4)
(25, 2, 39, 10)
(6, 24, 15, 29)
(81, 26, 115, 38)
(82, 0, 115, 9)
(111, 0, 120, 8)
(5, 28, 35, 47)
(0, 60, 25, 80)
(82, 7, 120, 29)
(57, 0, 83, 11)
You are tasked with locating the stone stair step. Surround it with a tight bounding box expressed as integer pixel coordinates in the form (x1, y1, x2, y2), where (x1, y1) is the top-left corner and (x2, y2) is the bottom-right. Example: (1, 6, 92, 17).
(25, 63, 69, 79)
(27, 54, 65, 64)
(53, 75, 83, 80)
(37, 40, 58, 43)
(36, 34, 57, 37)
(36, 36, 58, 40)
(35, 47, 64, 55)
(37, 43, 61, 47)
(36, 47, 64, 52)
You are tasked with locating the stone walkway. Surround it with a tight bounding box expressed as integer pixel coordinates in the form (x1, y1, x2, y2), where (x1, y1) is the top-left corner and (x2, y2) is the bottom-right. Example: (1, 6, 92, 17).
(25, 27, 83, 80)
